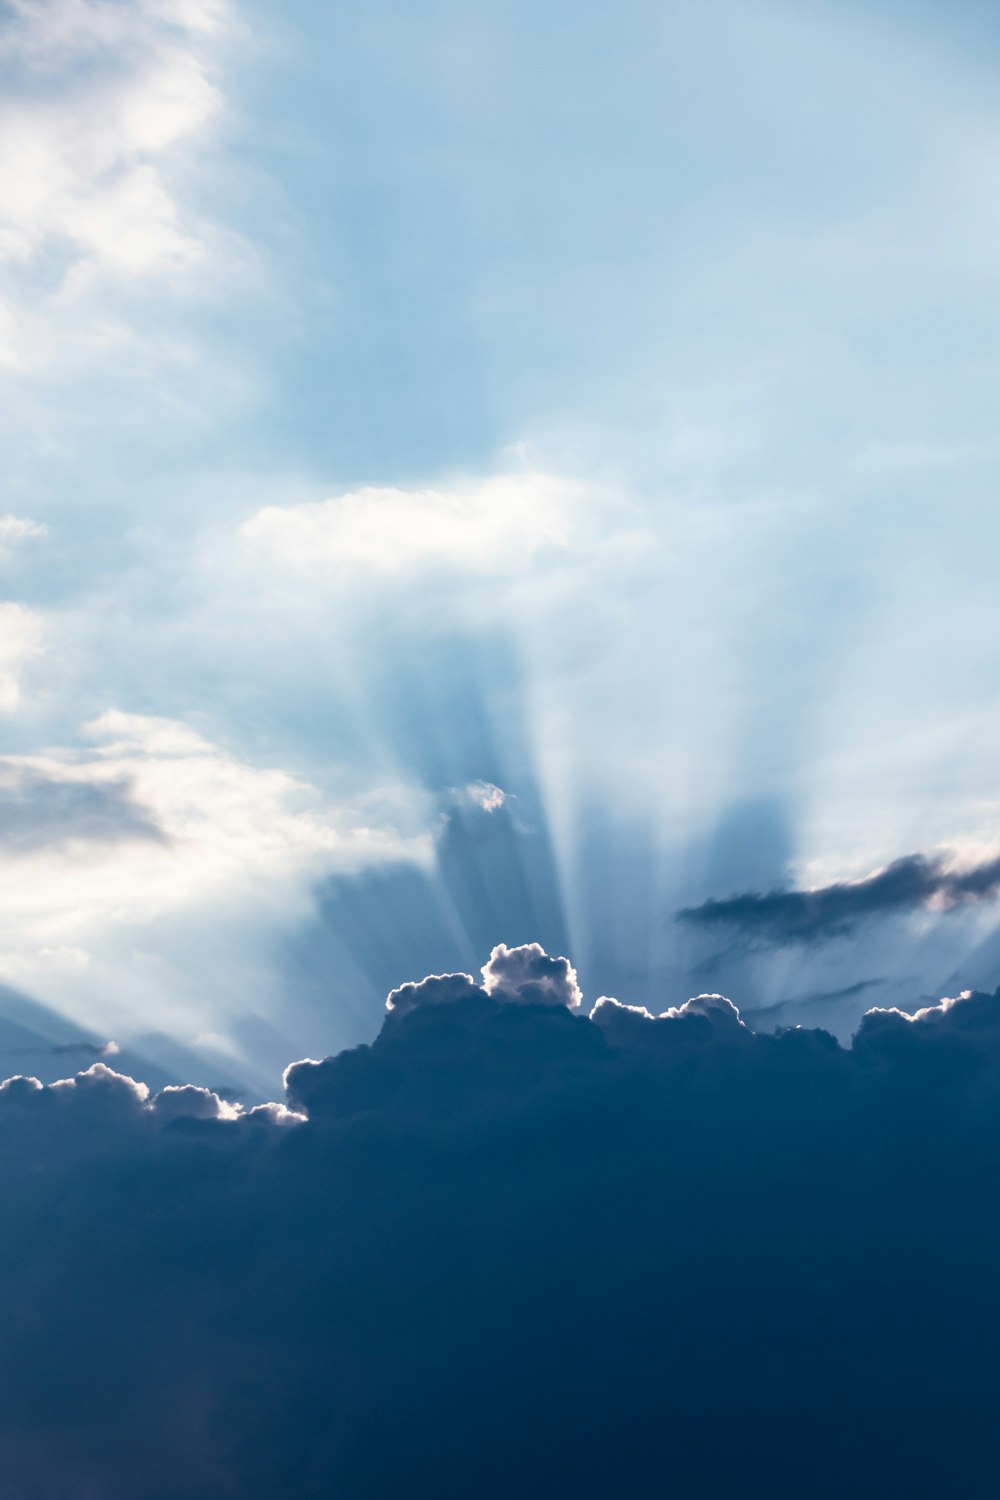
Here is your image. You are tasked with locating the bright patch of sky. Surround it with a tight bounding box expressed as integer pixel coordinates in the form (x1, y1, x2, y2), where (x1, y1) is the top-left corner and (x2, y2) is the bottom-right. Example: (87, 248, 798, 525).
(3, 0, 1000, 1088)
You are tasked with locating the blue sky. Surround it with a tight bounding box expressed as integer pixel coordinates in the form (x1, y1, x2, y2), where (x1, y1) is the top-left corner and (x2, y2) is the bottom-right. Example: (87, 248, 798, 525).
(3, 0, 1000, 1091)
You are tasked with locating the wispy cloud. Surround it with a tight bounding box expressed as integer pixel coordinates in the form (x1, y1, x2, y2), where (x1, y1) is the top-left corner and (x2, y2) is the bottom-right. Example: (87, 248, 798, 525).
(678, 850, 1000, 945)
(0, 514, 46, 556)
(0, 601, 44, 709)
(0, 0, 230, 365)
(0, 709, 435, 975)
(461, 781, 506, 812)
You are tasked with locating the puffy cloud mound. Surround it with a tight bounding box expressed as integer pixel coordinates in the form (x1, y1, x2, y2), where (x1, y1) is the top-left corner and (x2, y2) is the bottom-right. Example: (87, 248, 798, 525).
(385, 941, 582, 1017)
(481, 940, 583, 1008)
(3, 948, 1000, 1496)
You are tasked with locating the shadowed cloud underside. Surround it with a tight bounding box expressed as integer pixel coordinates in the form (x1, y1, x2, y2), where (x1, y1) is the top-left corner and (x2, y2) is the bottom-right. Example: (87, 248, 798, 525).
(678, 848, 1000, 944)
(2, 943, 1000, 1497)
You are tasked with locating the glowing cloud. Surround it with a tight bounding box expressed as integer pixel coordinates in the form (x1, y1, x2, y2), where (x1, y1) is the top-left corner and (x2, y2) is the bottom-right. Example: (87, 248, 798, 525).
(0, 0, 230, 364)
(0, 709, 434, 977)
(240, 473, 595, 576)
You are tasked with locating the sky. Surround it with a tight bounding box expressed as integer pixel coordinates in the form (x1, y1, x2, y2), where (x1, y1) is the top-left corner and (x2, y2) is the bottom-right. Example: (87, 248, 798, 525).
(8, 5, 1000, 1494)
(4, 0, 1000, 1091)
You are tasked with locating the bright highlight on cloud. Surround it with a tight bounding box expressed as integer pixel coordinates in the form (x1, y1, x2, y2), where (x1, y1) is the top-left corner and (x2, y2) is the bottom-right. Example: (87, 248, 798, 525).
(0, 0, 229, 364)
(241, 473, 595, 575)
(3, 945, 1000, 1495)
(385, 941, 582, 1016)
(464, 780, 506, 812)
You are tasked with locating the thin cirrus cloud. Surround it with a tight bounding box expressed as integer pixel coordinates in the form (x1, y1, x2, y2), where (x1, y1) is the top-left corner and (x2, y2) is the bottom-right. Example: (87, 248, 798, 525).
(678, 848, 1000, 945)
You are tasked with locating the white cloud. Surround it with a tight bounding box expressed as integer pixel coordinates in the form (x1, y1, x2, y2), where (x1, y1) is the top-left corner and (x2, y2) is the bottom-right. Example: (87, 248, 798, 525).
(0, 601, 45, 708)
(0, 514, 47, 556)
(0, 0, 229, 366)
(464, 781, 506, 812)
(240, 473, 598, 576)
(0, 709, 434, 962)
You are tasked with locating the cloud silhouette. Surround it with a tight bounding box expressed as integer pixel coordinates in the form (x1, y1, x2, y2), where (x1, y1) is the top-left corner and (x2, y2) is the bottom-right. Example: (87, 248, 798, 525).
(677, 849, 1000, 943)
(3, 948, 1000, 1496)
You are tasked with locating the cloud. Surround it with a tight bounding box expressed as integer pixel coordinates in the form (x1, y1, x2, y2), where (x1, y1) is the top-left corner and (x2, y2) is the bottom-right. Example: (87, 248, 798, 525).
(0, 763, 166, 851)
(3, 949, 1000, 1493)
(240, 473, 596, 577)
(590, 990, 746, 1033)
(481, 940, 583, 1008)
(0, 709, 434, 975)
(0, 0, 229, 365)
(464, 780, 506, 812)
(677, 849, 1000, 944)
(0, 514, 46, 556)
(45, 1038, 119, 1058)
(0, 601, 44, 709)
(385, 941, 582, 1016)
(385, 969, 483, 1017)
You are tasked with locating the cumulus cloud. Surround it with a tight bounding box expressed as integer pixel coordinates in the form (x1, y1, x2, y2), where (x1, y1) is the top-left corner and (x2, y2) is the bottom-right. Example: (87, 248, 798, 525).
(385, 969, 483, 1017)
(678, 848, 1000, 944)
(240, 473, 595, 576)
(590, 990, 745, 1032)
(3, 950, 1000, 1494)
(385, 941, 582, 1016)
(481, 940, 583, 1008)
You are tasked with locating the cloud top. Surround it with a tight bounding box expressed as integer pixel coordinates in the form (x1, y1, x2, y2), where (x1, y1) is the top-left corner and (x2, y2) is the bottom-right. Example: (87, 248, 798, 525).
(386, 941, 582, 1016)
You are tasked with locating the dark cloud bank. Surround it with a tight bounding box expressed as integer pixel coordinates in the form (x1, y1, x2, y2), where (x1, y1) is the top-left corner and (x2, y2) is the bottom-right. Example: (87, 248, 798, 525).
(679, 848, 1000, 943)
(4, 943, 1000, 1497)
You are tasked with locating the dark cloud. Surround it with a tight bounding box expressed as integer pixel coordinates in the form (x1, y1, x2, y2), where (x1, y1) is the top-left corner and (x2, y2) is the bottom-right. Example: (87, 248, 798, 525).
(19, 1038, 120, 1058)
(677, 850, 1000, 943)
(0, 767, 165, 851)
(3, 950, 1000, 1496)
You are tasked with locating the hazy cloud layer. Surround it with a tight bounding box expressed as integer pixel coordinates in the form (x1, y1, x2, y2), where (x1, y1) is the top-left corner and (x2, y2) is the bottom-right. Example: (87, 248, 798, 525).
(0, 0, 229, 365)
(2, 945, 1000, 1495)
(0, 712, 435, 1008)
(678, 849, 1000, 944)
